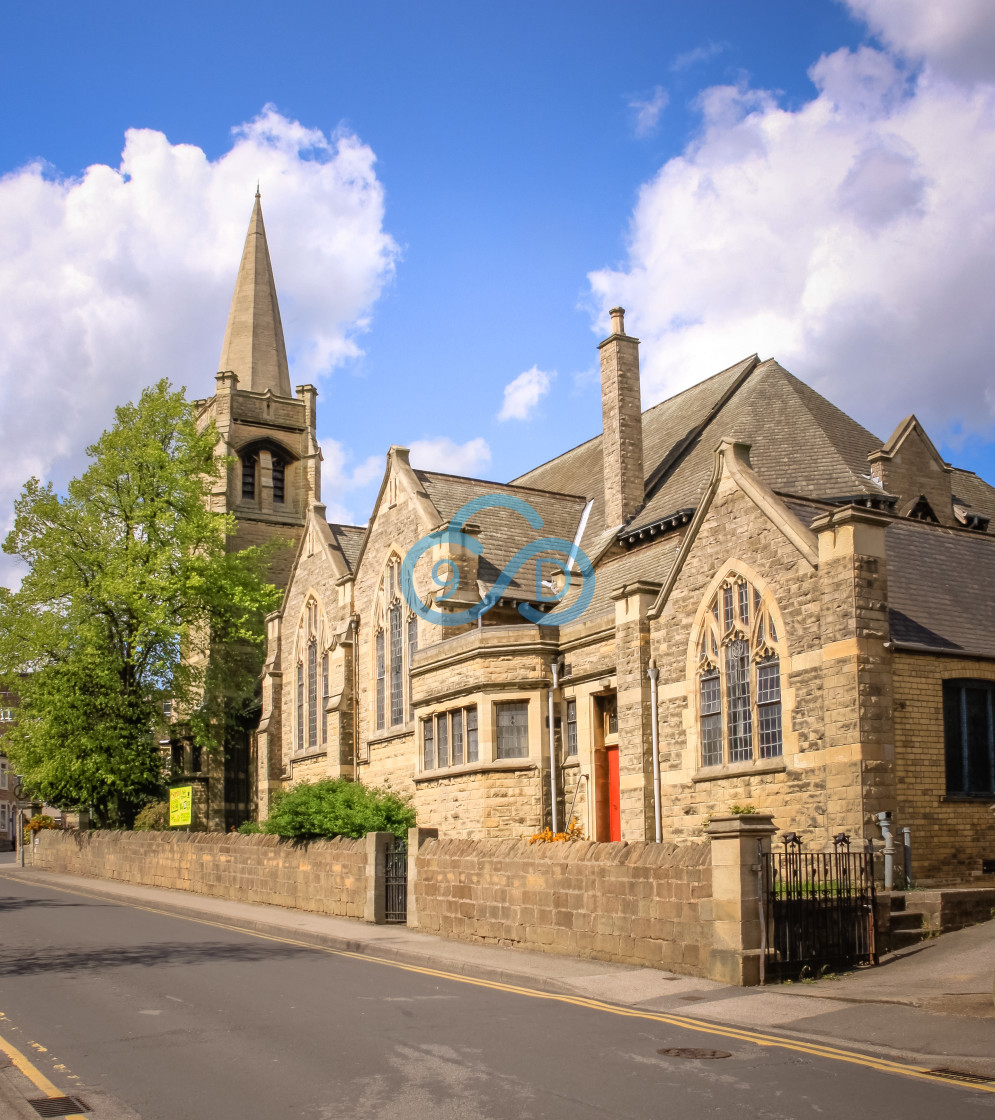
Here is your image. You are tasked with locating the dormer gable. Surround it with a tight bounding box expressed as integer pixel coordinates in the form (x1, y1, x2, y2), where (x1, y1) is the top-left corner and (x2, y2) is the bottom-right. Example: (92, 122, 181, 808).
(869, 415, 955, 527)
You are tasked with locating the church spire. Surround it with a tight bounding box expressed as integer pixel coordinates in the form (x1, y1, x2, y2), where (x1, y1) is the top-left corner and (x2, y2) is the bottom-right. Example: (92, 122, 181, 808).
(218, 191, 292, 397)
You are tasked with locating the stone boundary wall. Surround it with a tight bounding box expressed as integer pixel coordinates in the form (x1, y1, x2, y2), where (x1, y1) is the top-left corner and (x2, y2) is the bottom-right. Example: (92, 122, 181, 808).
(33, 829, 367, 920)
(913, 887, 995, 932)
(410, 836, 713, 976)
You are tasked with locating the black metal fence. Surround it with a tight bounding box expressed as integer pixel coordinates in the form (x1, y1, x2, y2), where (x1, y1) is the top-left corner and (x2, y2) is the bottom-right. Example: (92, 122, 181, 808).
(759, 833, 877, 982)
(384, 839, 408, 924)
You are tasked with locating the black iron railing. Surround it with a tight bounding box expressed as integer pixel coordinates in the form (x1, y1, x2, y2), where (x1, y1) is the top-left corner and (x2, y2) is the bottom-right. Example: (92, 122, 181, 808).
(759, 833, 876, 981)
(384, 838, 408, 924)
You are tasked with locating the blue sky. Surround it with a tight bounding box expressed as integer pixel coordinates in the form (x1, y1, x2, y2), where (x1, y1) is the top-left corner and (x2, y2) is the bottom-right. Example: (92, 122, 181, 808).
(2, 0, 994, 553)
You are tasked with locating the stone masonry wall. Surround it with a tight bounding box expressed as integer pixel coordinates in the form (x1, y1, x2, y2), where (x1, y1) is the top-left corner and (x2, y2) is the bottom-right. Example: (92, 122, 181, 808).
(412, 836, 713, 975)
(892, 652, 995, 884)
(33, 829, 366, 919)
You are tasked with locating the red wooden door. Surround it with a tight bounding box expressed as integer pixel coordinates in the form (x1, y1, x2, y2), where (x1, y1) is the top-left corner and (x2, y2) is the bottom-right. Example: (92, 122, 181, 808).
(606, 745, 621, 842)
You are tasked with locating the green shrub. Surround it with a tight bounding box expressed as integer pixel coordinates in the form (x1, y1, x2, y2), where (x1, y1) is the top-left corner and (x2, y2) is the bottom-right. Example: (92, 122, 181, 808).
(237, 819, 264, 834)
(133, 801, 171, 831)
(264, 779, 415, 842)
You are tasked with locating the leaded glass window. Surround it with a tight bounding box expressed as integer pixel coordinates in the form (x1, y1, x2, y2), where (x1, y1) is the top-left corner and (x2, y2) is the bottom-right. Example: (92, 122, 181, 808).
(700, 671, 722, 767)
(436, 713, 449, 768)
(407, 617, 418, 721)
(307, 640, 318, 749)
(566, 698, 578, 756)
(389, 602, 403, 725)
(696, 576, 784, 768)
(466, 706, 478, 763)
(321, 652, 329, 746)
(452, 709, 464, 765)
(497, 701, 529, 759)
(297, 662, 304, 750)
(423, 718, 434, 770)
(375, 630, 385, 730)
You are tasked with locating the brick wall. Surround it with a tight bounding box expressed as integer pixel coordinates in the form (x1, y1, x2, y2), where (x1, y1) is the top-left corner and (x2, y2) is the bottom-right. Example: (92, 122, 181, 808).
(411, 836, 713, 975)
(892, 652, 995, 883)
(33, 829, 367, 919)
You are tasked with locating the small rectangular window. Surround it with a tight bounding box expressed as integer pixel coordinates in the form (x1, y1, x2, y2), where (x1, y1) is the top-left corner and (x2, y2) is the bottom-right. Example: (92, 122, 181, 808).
(0, 760, 8, 791)
(436, 713, 449, 768)
(272, 457, 285, 504)
(496, 701, 529, 759)
(566, 699, 578, 756)
(944, 679, 995, 796)
(466, 706, 478, 763)
(422, 719, 434, 770)
(452, 709, 464, 765)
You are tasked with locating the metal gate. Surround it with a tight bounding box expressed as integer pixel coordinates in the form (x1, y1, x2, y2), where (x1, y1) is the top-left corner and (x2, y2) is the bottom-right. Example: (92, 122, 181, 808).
(384, 838, 407, 924)
(759, 834, 877, 981)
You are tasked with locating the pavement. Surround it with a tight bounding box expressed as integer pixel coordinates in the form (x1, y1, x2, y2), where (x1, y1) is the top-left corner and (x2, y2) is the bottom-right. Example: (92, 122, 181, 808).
(1, 859, 994, 1115)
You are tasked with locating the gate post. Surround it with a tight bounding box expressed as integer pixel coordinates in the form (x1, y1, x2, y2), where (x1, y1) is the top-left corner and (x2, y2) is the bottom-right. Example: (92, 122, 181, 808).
(364, 831, 393, 924)
(406, 826, 439, 930)
(706, 813, 777, 986)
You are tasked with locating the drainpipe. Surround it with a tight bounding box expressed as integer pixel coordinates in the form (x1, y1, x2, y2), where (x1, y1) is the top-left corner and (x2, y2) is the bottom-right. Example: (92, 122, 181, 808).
(548, 660, 561, 834)
(902, 826, 912, 889)
(875, 811, 894, 890)
(648, 660, 662, 843)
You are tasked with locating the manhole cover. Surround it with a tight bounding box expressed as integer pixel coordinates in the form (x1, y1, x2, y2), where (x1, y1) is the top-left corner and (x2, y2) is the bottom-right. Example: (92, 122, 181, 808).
(657, 1047, 731, 1060)
(27, 1097, 89, 1117)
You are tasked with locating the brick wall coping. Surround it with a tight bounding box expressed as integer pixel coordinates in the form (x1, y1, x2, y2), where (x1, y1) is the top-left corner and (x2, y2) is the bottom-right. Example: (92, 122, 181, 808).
(419, 836, 711, 867)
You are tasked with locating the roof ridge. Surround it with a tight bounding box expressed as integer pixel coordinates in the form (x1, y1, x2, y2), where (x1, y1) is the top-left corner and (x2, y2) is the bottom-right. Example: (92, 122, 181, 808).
(416, 468, 588, 502)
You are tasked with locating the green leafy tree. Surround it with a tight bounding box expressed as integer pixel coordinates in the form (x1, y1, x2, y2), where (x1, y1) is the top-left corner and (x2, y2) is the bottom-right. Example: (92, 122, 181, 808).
(264, 779, 416, 842)
(0, 380, 283, 827)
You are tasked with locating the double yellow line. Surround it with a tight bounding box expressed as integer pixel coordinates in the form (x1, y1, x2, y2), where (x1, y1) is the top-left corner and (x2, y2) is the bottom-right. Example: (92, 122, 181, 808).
(0, 1029, 86, 1119)
(2, 872, 992, 1097)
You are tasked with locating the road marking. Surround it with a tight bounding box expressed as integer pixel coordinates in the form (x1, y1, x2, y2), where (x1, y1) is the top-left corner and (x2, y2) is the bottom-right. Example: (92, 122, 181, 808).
(0, 1027, 86, 1119)
(3, 872, 993, 1096)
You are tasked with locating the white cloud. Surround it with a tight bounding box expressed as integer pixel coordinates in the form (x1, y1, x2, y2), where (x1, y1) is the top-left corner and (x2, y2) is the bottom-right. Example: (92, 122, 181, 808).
(672, 42, 728, 72)
(408, 437, 492, 476)
(498, 366, 556, 421)
(629, 87, 670, 138)
(844, 0, 995, 81)
(588, 29, 995, 444)
(319, 437, 382, 524)
(0, 105, 398, 585)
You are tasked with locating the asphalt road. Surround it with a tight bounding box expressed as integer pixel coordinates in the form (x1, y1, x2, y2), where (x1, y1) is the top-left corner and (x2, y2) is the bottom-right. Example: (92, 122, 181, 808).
(0, 868, 993, 1120)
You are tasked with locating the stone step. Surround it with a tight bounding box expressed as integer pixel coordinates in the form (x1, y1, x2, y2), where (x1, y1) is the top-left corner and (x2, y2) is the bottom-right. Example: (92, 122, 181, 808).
(889, 909, 926, 932)
(889, 926, 930, 949)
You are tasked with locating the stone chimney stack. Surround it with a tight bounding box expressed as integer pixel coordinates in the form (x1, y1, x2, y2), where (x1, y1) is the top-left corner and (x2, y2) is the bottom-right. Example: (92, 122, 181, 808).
(599, 307, 645, 528)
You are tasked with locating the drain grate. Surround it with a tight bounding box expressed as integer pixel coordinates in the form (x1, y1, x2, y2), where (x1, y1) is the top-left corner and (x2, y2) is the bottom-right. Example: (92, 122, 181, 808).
(658, 1047, 731, 1060)
(27, 1097, 89, 1117)
(929, 1068, 995, 1086)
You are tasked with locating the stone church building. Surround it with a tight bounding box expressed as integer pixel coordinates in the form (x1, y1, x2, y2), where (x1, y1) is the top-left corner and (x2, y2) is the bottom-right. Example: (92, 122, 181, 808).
(191, 195, 995, 883)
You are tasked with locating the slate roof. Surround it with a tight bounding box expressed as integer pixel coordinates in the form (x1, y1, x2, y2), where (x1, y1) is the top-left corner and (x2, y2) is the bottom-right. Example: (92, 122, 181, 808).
(414, 471, 589, 602)
(951, 469, 995, 525)
(326, 523, 366, 574)
(513, 356, 888, 548)
(887, 521, 995, 658)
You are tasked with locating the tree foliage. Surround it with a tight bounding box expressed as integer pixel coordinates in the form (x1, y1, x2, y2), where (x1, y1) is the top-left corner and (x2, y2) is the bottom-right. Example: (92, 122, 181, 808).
(263, 779, 416, 842)
(0, 380, 283, 826)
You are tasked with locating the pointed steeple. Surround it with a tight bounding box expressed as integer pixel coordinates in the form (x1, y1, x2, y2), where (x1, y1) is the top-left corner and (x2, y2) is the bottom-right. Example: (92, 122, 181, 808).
(218, 191, 292, 397)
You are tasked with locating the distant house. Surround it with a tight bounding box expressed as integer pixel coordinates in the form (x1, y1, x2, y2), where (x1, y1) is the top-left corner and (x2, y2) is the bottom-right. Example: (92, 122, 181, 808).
(192, 194, 995, 884)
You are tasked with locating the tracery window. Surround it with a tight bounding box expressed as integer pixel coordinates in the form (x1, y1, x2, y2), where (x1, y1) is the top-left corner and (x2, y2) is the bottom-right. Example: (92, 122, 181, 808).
(321, 652, 329, 746)
(375, 630, 386, 731)
(695, 574, 783, 767)
(372, 555, 417, 735)
(294, 596, 327, 754)
(389, 602, 403, 726)
(307, 640, 318, 749)
(297, 662, 304, 749)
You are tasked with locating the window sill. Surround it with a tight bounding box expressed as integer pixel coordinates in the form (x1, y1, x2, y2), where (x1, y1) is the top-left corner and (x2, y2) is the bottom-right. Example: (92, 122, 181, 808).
(415, 758, 537, 783)
(693, 757, 786, 783)
(562, 755, 580, 768)
(368, 727, 415, 747)
(290, 749, 327, 762)
(940, 794, 995, 804)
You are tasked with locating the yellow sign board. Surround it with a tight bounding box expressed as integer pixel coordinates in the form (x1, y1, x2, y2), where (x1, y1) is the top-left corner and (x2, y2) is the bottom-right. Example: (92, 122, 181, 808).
(169, 785, 193, 827)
